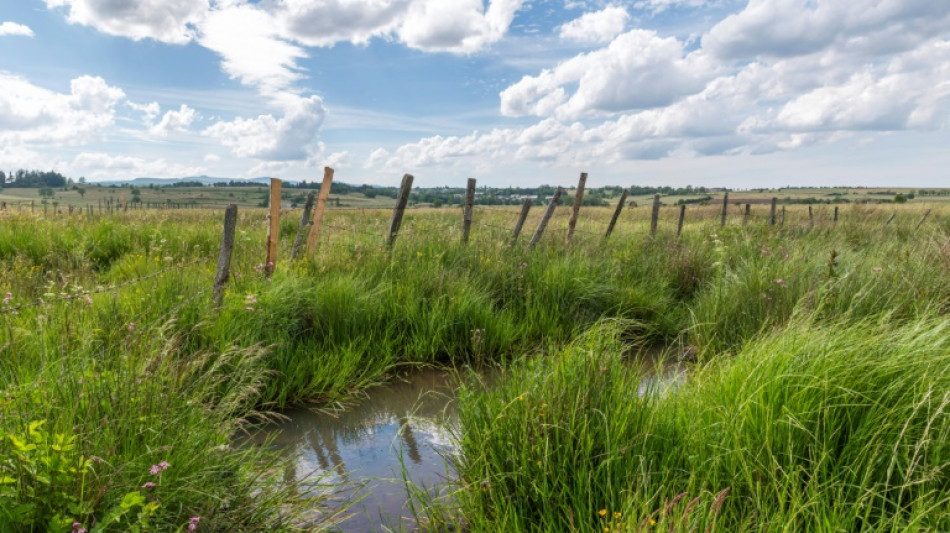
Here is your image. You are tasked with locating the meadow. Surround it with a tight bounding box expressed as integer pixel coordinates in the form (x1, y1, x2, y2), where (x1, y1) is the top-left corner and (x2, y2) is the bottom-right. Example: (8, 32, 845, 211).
(0, 196, 948, 531)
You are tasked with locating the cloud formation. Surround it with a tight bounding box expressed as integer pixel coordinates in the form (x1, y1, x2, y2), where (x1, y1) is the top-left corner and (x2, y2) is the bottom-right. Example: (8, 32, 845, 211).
(558, 5, 629, 44)
(0, 21, 34, 37)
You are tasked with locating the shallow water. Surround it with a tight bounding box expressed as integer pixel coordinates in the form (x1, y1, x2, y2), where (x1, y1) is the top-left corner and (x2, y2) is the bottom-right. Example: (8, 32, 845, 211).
(254, 353, 685, 532)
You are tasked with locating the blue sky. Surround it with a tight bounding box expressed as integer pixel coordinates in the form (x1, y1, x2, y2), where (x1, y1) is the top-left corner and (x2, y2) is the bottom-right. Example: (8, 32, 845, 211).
(1, 0, 949, 188)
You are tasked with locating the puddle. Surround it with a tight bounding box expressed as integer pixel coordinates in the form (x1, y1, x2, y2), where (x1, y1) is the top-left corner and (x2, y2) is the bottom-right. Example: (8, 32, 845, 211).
(252, 352, 686, 532)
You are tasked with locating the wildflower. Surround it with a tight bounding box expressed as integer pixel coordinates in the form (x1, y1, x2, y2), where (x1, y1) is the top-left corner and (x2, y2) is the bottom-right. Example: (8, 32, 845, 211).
(649, 518, 656, 526)
(150, 461, 170, 475)
(613, 512, 622, 519)
(127, 322, 136, 332)
(245, 306, 255, 311)
(773, 278, 787, 289)
(2, 292, 11, 305)
(598, 509, 608, 517)
(142, 481, 156, 489)
(873, 266, 883, 272)
(84, 296, 92, 305)
(188, 517, 201, 531)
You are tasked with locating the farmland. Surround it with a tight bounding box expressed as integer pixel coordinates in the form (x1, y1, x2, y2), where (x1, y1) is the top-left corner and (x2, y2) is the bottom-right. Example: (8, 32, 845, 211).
(1, 192, 949, 531)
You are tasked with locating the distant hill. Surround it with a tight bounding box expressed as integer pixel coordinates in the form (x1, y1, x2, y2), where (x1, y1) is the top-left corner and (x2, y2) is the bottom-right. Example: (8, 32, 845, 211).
(98, 176, 292, 186)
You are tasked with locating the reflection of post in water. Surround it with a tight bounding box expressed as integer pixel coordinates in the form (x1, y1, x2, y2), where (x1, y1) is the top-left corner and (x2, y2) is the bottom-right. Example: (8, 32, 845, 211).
(319, 428, 347, 477)
(398, 416, 422, 465)
(305, 431, 331, 471)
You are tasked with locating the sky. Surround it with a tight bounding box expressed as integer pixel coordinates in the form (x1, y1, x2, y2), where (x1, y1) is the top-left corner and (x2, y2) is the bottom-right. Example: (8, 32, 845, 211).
(0, 0, 949, 189)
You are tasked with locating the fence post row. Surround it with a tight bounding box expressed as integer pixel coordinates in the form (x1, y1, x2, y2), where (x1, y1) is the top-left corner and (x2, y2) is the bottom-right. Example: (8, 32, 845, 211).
(650, 194, 661, 236)
(290, 192, 316, 260)
(529, 186, 563, 248)
(306, 166, 335, 253)
(265, 178, 282, 278)
(604, 188, 628, 240)
(212, 204, 238, 309)
(510, 198, 532, 244)
(566, 172, 587, 243)
(388, 173, 414, 247)
(462, 178, 476, 244)
(720, 191, 729, 227)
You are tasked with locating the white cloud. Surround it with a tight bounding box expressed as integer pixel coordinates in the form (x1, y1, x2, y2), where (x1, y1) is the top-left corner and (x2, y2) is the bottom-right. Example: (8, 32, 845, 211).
(703, 0, 950, 60)
(203, 94, 326, 160)
(0, 74, 125, 145)
(127, 101, 161, 123)
(71, 152, 205, 179)
(273, 0, 407, 47)
(501, 29, 716, 120)
(204, 153, 221, 162)
(397, 0, 526, 53)
(198, 3, 306, 95)
(150, 104, 198, 135)
(633, 0, 721, 14)
(324, 150, 350, 168)
(0, 22, 34, 37)
(44, 0, 208, 44)
(558, 5, 629, 44)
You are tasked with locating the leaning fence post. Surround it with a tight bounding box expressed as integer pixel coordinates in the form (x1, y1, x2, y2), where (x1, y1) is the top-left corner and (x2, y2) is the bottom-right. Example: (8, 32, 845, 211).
(742, 203, 750, 226)
(462, 178, 476, 244)
(915, 209, 932, 231)
(529, 187, 563, 248)
(676, 204, 686, 237)
(884, 213, 896, 227)
(306, 166, 335, 253)
(212, 204, 238, 309)
(650, 194, 661, 236)
(290, 192, 316, 260)
(566, 172, 587, 243)
(265, 178, 282, 277)
(720, 191, 729, 227)
(604, 189, 628, 239)
(388, 174, 414, 247)
(511, 199, 532, 244)
(768, 197, 777, 226)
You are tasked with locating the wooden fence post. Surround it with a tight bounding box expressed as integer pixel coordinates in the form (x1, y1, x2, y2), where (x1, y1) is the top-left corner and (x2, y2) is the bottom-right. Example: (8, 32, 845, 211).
(566, 172, 587, 243)
(884, 213, 896, 227)
(676, 204, 686, 237)
(915, 209, 932, 231)
(604, 189, 628, 239)
(720, 191, 729, 227)
(212, 204, 238, 309)
(462, 178, 476, 244)
(650, 194, 661, 236)
(780, 205, 786, 227)
(511, 199, 532, 244)
(290, 192, 316, 260)
(529, 187, 563, 248)
(808, 205, 814, 225)
(306, 167, 335, 253)
(769, 197, 777, 226)
(742, 203, 750, 226)
(833, 206, 839, 224)
(387, 173, 414, 247)
(265, 178, 282, 277)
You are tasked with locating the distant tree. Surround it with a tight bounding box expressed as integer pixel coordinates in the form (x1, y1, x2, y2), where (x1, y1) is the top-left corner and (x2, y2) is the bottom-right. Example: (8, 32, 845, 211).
(38, 187, 55, 200)
(894, 193, 908, 203)
(77, 187, 86, 199)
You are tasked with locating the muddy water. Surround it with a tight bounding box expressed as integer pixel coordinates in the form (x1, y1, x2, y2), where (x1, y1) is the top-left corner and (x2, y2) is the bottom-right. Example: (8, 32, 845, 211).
(255, 355, 684, 532)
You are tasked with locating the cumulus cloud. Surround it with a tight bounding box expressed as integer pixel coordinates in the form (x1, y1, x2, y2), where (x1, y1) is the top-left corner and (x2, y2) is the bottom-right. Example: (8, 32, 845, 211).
(501, 30, 716, 120)
(558, 5, 629, 44)
(150, 104, 198, 136)
(0, 74, 125, 145)
(44, 0, 207, 44)
(127, 101, 161, 123)
(71, 152, 205, 179)
(203, 94, 326, 160)
(0, 21, 34, 37)
(273, 0, 407, 47)
(397, 0, 525, 53)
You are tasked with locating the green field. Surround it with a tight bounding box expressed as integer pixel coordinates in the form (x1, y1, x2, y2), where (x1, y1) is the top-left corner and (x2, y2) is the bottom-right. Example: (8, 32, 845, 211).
(1, 200, 949, 531)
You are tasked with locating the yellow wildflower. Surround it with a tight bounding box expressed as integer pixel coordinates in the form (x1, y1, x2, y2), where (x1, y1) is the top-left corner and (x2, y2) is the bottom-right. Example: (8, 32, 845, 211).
(598, 509, 608, 517)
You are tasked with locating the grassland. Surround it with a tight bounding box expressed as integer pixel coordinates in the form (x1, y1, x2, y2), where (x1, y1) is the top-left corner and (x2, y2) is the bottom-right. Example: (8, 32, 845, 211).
(0, 200, 948, 531)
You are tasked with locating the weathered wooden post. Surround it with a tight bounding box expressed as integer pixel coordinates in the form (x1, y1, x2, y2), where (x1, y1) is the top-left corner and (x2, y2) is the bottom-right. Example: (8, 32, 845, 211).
(780, 205, 786, 227)
(265, 178, 282, 277)
(808, 205, 814, 225)
(212, 204, 238, 309)
(462, 178, 476, 244)
(604, 189, 628, 239)
(387, 173, 413, 247)
(565, 172, 587, 243)
(768, 197, 777, 226)
(30, 201, 34, 213)
(306, 166, 335, 253)
(915, 209, 932, 231)
(720, 191, 729, 227)
(510, 199, 532, 244)
(742, 203, 750, 226)
(676, 204, 686, 237)
(529, 187, 563, 248)
(833, 206, 839, 224)
(650, 194, 661, 236)
(884, 213, 896, 227)
(290, 192, 316, 260)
